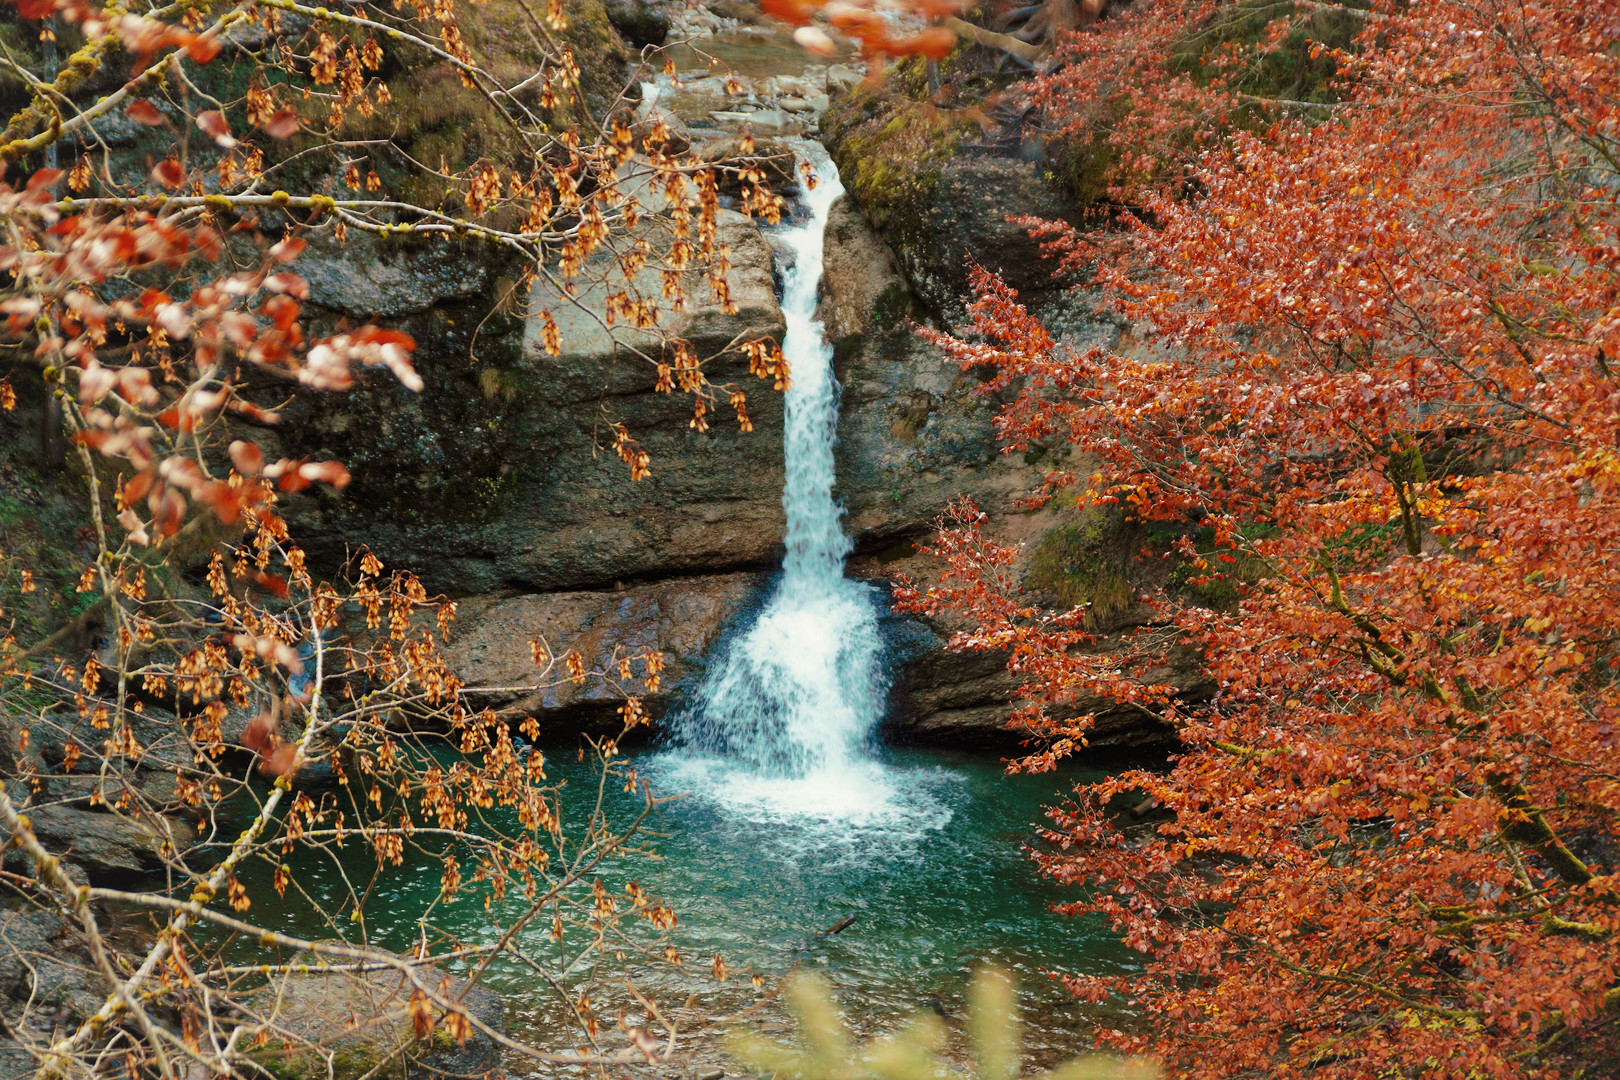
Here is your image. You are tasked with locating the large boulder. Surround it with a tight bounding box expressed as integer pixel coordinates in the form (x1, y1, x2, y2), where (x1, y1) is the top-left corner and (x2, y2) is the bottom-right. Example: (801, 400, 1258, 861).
(280, 209, 791, 598)
(13, 803, 195, 881)
(446, 573, 763, 728)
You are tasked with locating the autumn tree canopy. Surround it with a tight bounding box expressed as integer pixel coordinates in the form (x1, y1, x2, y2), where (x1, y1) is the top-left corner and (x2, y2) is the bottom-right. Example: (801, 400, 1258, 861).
(900, 0, 1620, 1076)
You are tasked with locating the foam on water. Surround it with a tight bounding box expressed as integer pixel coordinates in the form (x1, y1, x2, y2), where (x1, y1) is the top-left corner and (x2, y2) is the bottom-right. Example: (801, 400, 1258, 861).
(666, 144, 948, 837)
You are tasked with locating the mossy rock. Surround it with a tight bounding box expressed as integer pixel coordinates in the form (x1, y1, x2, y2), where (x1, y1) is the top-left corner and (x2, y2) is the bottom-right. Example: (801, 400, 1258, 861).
(345, 0, 630, 207)
(822, 79, 1085, 320)
(821, 85, 970, 243)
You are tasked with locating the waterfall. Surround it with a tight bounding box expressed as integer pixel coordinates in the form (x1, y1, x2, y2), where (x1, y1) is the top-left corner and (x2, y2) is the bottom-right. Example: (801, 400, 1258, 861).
(667, 146, 932, 827)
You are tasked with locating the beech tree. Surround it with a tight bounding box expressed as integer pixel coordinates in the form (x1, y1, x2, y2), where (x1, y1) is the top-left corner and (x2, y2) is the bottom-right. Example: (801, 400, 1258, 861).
(0, 0, 755, 1075)
(898, 1, 1620, 1076)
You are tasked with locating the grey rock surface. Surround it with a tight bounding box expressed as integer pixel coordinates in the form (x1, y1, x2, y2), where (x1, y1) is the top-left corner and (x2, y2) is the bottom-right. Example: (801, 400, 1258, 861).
(16, 804, 194, 880)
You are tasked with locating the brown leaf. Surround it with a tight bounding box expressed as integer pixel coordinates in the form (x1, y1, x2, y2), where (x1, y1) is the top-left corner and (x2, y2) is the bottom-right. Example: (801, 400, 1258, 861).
(196, 109, 236, 148)
(151, 158, 185, 189)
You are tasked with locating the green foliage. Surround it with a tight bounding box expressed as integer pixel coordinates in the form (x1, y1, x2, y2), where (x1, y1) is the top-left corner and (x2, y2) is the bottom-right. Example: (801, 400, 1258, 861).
(729, 970, 1155, 1080)
(1149, 522, 1272, 612)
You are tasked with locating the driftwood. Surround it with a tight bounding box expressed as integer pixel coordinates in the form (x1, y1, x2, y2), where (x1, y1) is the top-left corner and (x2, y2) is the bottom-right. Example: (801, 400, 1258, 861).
(947, 0, 1111, 64)
(944, 16, 1044, 62)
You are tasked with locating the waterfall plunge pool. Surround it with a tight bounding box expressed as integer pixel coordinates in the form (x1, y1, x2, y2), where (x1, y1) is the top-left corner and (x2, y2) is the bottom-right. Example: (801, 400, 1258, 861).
(233, 743, 1140, 1070)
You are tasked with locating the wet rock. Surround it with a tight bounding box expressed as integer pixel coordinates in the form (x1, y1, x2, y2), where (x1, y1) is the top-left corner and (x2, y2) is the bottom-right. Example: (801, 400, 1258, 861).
(708, 0, 768, 25)
(824, 196, 1017, 549)
(604, 0, 678, 46)
(248, 953, 502, 1080)
(883, 628, 1204, 750)
(824, 65, 862, 91)
(819, 197, 913, 346)
(446, 573, 763, 728)
(692, 133, 799, 195)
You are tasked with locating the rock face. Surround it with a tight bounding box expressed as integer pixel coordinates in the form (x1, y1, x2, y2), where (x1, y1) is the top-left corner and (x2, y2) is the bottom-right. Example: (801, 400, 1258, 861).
(21, 804, 195, 880)
(8, 11, 1185, 754)
(270, 159, 1185, 748)
(0, 902, 161, 1072)
(249, 956, 503, 1080)
(281, 209, 789, 597)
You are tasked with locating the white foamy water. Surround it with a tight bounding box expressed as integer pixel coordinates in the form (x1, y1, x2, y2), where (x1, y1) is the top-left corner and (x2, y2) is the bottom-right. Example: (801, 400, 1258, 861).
(666, 146, 949, 838)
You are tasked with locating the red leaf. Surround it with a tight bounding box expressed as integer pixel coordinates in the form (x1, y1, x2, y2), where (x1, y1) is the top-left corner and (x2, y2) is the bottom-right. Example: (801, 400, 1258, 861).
(151, 158, 185, 189)
(264, 272, 309, 299)
(137, 287, 172, 313)
(262, 110, 302, 140)
(269, 237, 307, 263)
(353, 326, 417, 349)
(185, 34, 222, 64)
(126, 99, 165, 126)
(893, 26, 956, 59)
(229, 440, 265, 476)
(241, 711, 278, 755)
(249, 570, 290, 600)
(25, 168, 64, 192)
(298, 460, 352, 490)
(15, 0, 60, 17)
(152, 486, 186, 540)
(760, 0, 814, 26)
(121, 469, 154, 506)
(259, 743, 299, 778)
(196, 109, 236, 147)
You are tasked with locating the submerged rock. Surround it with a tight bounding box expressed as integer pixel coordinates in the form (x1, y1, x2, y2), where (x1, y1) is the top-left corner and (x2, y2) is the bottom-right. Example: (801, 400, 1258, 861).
(248, 955, 503, 1080)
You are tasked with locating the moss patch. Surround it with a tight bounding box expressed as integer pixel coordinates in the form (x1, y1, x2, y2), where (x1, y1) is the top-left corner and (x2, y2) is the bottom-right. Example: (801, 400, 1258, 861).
(1166, 0, 1368, 106)
(1027, 509, 1137, 627)
(1149, 521, 1273, 612)
(256, 1041, 404, 1080)
(821, 86, 973, 248)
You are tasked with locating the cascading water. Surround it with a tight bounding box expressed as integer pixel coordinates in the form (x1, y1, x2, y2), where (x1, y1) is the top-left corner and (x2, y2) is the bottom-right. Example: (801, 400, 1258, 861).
(666, 147, 947, 832)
